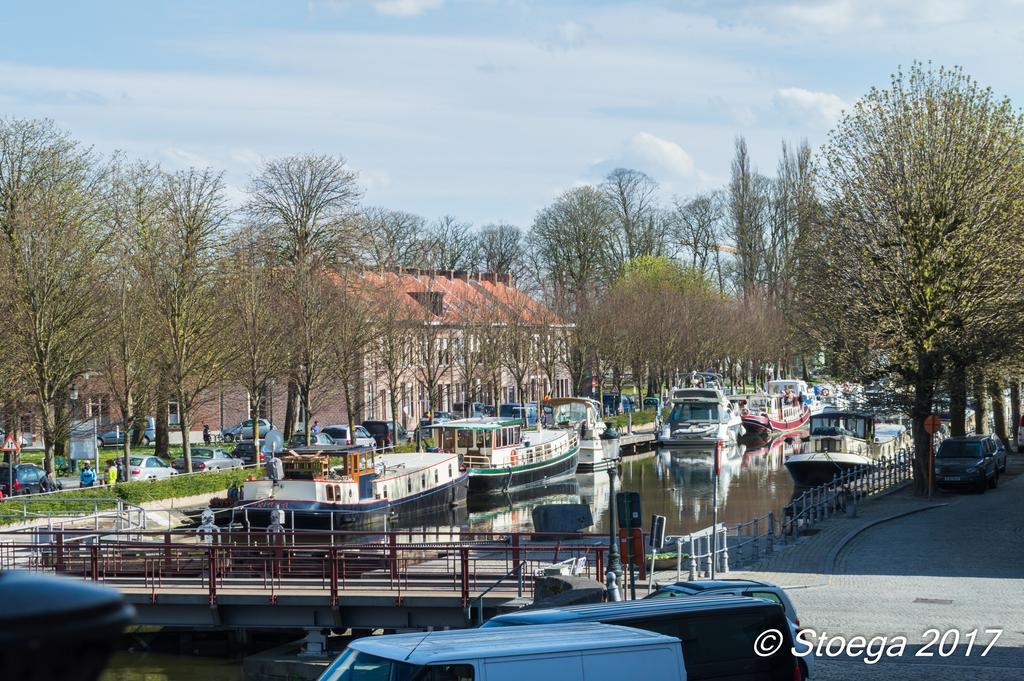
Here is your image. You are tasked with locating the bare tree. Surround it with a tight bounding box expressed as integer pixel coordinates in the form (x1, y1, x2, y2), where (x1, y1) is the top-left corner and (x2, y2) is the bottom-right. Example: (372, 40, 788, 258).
(670, 191, 726, 285)
(142, 168, 231, 472)
(421, 215, 477, 271)
(246, 154, 362, 444)
(358, 206, 426, 268)
(329, 272, 376, 442)
(0, 119, 109, 475)
(477, 223, 527, 282)
(223, 225, 288, 442)
(368, 274, 414, 439)
(603, 168, 667, 268)
(727, 137, 771, 299)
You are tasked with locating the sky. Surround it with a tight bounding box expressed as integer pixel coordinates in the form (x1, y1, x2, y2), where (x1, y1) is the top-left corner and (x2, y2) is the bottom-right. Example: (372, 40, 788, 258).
(3, 0, 1024, 227)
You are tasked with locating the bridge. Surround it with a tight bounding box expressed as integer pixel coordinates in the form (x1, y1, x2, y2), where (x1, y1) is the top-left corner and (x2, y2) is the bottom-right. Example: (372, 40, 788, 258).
(0, 528, 610, 630)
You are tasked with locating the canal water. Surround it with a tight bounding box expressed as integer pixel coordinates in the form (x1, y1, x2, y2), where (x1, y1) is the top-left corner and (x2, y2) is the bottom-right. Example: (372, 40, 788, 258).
(102, 432, 802, 680)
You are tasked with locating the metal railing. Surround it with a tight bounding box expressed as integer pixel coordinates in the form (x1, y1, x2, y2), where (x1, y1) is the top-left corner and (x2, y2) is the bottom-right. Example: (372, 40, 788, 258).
(0, 498, 148, 534)
(0, 528, 608, 609)
(672, 446, 915, 580)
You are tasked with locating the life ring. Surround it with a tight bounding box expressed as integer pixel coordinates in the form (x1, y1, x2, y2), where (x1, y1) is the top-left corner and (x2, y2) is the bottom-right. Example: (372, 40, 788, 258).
(821, 388, 830, 397)
(741, 408, 749, 416)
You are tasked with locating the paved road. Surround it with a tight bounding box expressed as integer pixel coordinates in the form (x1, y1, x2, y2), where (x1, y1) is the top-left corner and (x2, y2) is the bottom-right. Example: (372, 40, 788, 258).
(788, 460, 1024, 680)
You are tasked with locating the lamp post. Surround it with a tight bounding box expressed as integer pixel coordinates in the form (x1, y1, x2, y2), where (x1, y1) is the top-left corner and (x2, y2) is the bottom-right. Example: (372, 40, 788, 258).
(602, 423, 622, 599)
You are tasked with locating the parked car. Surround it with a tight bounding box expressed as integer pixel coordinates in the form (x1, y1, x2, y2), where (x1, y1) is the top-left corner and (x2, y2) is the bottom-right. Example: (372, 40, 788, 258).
(321, 424, 375, 447)
(985, 434, 1009, 474)
(319, 623, 685, 681)
(171, 448, 243, 473)
(642, 396, 662, 411)
(361, 420, 409, 448)
(232, 430, 285, 466)
(0, 463, 52, 496)
(601, 393, 636, 415)
(451, 401, 485, 419)
(934, 434, 1000, 492)
(221, 418, 274, 442)
(498, 403, 538, 426)
(645, 579, 811, 679)
(482, 404, 497, 416)
(418, 414, 453, 432)
(98, 417, 156, 447)
(288, 432, 336, 448)
(126, 456, 177, 481)
(482, 596, 804, 680)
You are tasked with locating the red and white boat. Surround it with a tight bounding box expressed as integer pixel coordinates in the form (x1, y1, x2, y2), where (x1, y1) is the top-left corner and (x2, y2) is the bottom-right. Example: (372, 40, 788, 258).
(728, 390, 810, 436)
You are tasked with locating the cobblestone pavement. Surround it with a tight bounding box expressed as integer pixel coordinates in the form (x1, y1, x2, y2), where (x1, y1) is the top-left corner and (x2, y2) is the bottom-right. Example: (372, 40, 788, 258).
(720, 455, 1024, 679)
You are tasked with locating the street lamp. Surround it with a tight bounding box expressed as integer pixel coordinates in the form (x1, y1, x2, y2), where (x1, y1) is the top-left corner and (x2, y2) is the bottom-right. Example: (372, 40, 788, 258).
(601, 423, 622, 599)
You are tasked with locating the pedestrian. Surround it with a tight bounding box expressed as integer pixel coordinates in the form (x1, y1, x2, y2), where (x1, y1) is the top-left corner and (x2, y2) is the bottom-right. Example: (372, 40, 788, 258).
(106, 460, 118, 486)
(227, 482, 240, 503)
(202, 423, 211, 445)
(79, 463, 95, 488)
(311, 421, 320, 435)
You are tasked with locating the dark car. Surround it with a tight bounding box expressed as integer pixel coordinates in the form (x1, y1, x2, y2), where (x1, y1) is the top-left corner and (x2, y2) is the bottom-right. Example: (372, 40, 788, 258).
(934, 434, 1000, 492)
(482, 596, 804, 681)
(231, 430, 285, 465)
(984, 434, 1008, 474)
(0, 463, 53, 495)
(361, 420, 409, 448)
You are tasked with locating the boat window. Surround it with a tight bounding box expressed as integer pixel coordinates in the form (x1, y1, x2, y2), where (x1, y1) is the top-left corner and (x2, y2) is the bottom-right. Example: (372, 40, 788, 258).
(442, 429, 457, 451)
(434, 469, 439, 483)
(457, 429, 473, 448)
(448, 464, 452, 478)
(383, 486, 388, 498)
(421, 473, 426, 488)
(475, 430, 487, 448)
(407, 478, 412, 493)
(326, 485, 335, 502)
(668, 403, 719, 421)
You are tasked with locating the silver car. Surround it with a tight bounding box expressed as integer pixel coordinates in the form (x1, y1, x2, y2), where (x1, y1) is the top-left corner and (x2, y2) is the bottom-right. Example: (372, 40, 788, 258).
(171, 448, 243, 473)
(126, 456, 177, 481)
(222, 418, 274, 442)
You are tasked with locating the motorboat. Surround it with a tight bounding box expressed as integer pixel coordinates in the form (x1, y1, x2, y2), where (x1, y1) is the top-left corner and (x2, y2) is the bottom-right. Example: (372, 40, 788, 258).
(784, 412, 910, 487)
(728, 392, 809, 437)
(241, 445, 468, 528)
(431, 417, 579, 494)
(658, 387, 744, 446)
(543, 397, 615, 471)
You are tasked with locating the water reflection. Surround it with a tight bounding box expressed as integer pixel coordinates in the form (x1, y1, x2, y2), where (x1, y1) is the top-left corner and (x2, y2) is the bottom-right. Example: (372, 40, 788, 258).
(101, 653, 243, 681)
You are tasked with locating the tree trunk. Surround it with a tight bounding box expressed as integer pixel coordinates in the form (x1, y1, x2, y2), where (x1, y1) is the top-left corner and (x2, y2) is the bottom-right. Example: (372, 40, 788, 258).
(41, 400, 58, 476)
(989, 379, 1008, 446)
(122, 392, 133, 484)
(283, 379, 298, 444)
(972, 371, 988, 435)
(1011, 380, 1021, 452)
(303, 387, 312, 446)
(911, 353, 937, 496)
(948, 361, 967, 437)
(180, 408, 192, 473)
(390, 390, 400, 452)
(155, 401, 169, 458)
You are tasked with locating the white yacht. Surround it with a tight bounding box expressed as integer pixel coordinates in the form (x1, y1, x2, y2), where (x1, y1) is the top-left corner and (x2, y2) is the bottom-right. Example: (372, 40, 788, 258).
(784, 411, 910, 487)
(658, 387, 744, 446)
(543, 397, 615, 471)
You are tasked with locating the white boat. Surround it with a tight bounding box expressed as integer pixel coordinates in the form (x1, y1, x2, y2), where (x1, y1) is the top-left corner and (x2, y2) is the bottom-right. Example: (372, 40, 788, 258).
(784, 411, 910, 487)
(543, 397, 615, 471)
(242, 446, 467, 527)
(658, 387, 744, 446)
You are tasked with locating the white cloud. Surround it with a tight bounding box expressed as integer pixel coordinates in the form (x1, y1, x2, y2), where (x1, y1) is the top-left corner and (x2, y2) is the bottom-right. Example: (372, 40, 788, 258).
(558, 20, 585, 46)
(627, 132, 696, 179)
(775, 87, 849, 124)
(371, 0, 443, 17)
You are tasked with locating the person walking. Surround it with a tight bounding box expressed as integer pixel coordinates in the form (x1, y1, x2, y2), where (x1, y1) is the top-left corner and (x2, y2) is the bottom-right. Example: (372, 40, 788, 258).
(202, 423, 211, 445)
(106, 460, 118, 486)
(79, 463, 96, 488)
(311, 421, 320, 435)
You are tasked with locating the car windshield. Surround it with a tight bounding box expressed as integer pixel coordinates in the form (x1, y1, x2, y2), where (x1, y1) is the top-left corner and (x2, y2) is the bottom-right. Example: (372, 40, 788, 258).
(192, 449, 214, 458)
(319, 649, 419, 681)
(129, 457, 144, 466)
(937, 440, 983, 459)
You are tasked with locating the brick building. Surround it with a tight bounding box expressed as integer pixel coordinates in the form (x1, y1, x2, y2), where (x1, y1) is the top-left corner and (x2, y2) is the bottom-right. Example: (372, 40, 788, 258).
(54, 270, 574, 444)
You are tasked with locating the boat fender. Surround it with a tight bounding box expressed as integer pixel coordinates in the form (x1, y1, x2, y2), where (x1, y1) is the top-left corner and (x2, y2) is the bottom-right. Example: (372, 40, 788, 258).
(511, 449, 518, 465)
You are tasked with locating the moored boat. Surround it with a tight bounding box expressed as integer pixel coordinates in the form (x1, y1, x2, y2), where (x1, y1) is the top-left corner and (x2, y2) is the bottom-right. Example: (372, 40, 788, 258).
(784, 411, 910, 487)
(241, 446, 467, 528)
(728, 392, 810, 437)
(432, 418, 579, 494)
(658, 387, 744, 446)
(543, 397, 615, 471)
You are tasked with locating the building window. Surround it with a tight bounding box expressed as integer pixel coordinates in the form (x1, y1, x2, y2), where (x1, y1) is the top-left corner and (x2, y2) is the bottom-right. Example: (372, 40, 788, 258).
(167, 401, 181, 426)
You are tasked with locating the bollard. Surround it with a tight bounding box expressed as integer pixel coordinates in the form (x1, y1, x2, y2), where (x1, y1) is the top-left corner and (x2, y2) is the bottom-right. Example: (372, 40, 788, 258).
(688, 532, 696, 577)
(606, 570, 622, 602)
(719, 527, 729, 573)
(676, 537, 683, 582)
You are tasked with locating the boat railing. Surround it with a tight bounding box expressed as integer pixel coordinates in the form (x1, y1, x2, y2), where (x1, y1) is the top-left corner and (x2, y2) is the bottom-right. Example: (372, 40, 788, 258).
(671, 446, 915, 580)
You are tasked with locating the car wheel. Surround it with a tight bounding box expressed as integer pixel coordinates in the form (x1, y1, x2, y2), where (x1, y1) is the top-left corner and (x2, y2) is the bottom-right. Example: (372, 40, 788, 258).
(142, 437, 151, 446)
(97, 438, 104, 449)
(977, 474, 987, 493)
(989, 471, 999, 489)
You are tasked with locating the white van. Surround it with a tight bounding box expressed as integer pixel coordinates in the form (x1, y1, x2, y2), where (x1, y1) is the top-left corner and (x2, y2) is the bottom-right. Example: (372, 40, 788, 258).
(317, 622, 686, 681)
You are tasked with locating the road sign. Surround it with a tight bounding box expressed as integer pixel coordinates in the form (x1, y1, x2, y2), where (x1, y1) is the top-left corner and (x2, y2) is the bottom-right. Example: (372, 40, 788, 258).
(924, 414, 942, 434)
(1, 433, 19, 453)
(649, 514, 666, 549)
(615, 491, 642, 529)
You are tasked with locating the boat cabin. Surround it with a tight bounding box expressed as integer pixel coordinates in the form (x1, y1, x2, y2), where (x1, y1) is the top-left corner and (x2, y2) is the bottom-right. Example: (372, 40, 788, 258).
(544, 397, 602, 430)
(667, 388, 729, 422)
(767, 379, 809, 398)
(808, 412, 874, 440)
(434, 418, 523, 468)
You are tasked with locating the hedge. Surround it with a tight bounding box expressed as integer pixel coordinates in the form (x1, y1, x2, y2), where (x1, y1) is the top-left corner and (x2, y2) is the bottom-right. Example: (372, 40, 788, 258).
(0, 468, 256, 524)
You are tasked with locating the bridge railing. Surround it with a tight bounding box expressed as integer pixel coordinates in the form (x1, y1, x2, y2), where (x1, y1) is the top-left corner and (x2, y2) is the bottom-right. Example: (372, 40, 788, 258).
(0, 528, 609, 608)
